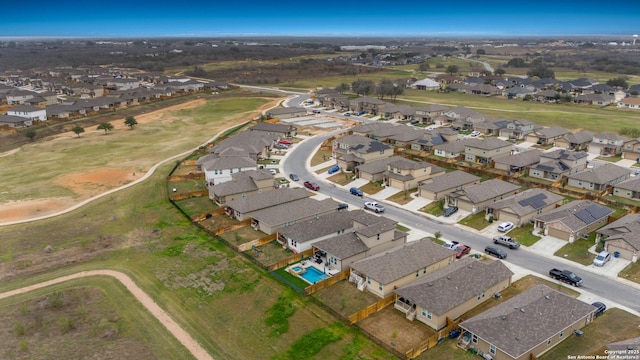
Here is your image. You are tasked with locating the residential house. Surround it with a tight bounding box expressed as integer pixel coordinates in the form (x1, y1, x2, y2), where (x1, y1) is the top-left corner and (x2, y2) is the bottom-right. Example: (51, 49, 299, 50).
(265, 106, 307, 119)
(278, 211, 363, 253)
(596, 214, 640, 263)
(209, 169, 274, 204)
(588, 132, 627, 156)
(528, 149, 589, 181)
(197, 155, 258, 186)
(617, 97, 640, 109)
(446, 179, 520, 214)
(332, 134, 393, 171)
(459, 284, 596, 360)
(433, 140, 468, 159)
(249, 122, 297, 137)
(567, 163, 630, 191)
(440, 106, 486, 130)
(45, 104, 86, 119)
(224, 188, 310, 221)
(413, 104, 450, 124)
(350, 96, 387, 115)
(498, 119, 537, 140)
(555, 131, 594, 151)
(105, 78, 140, 91)
(349, 239, 456, 298)
(622, 137, 640, 162)
(435, 75, 462, 85)
(207, 131, 280, 161)
(502, 86, 535, 99)
(383, 157, 445, 191)
(0, 114, 33, 127)
(464, 138, 513, 164)
(485, 189, 565, 227)
(524, 126, 571, 146)
(574, 93, 615, 106)
(411, 78, 441, 91)
(418, 170, 481, 201)
(6, 90, 36, 105)
(533, 200, 612, 242)
(395, 258, 513, 331)
(312, 214, 408, 272)
(494, 149, 542, 174)
(473, 119, 508, 136)
(533, 89, 560, 103)
(380, 104, 416, 121)
(7, 105, 46, 121)
(613, 176, 640, 201)
(249, 198, 339, 235)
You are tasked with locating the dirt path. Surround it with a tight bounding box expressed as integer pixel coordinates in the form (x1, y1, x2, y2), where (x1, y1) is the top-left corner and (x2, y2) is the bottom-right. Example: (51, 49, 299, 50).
(0, 270, 214, 360)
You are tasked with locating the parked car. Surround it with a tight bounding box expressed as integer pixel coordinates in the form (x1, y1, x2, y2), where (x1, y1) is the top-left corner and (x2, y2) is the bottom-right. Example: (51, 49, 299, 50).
(455, 245, 471, 259)
(279, 139, 293, 145)
(304, 181, 319, 191)
(337, 203, 349, 211)
(328, 165, 340, 174)
(356, 111, 365, 116)
(549, 268, 583, 287)
(470, 131, 481, 137)
(484, 245, 507, 259)
(443, 241, 460, 250)
(344, 112, 351, 116)
(593, 251, 611, 267)
(289, 173, 299, 181)
(364, 201, 385, 213)
(493, 235, 521, 249)
(426, 126, 437, 131)
(497, 221, 514, 232)
(349, 187, 363, 197)
(312, 109, 321, 114)
(443, 206, 458, 217)
(274, 143, 289, 149)
(592, 302, 606, 317)
(269, 169, 277, 175)
(410, 119, 419, 125)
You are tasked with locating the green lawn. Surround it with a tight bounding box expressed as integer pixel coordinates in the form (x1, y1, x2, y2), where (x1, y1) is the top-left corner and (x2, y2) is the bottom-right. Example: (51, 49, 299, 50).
(459, 211, 490, 231)
(420, 201, 443, 217)
(386, 189, 417, 205)
(619, 261, 640, 284)
(507, 224, 542, 247)
(554, 238, 595, 266)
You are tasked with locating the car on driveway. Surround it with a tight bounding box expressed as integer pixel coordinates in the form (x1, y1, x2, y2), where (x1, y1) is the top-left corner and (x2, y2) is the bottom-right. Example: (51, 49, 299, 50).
(289, 173, 299, 181)
(364, 201, 385, 213)
(484, 245, 507, 259)
(328, 165, 340, 174)
(279, 139, 293, 145)
(443, 241, 460, 250)
(493, 235, 520, 249)
(592, 302, 606, 317)
(304, 181, 319, 191)
(443, 206, 458, 217)
(593, 251, 611, 267)
(455, 245, 471, 259)
(337, 203, 349, 211)
(349, 187, 363, 197)
(497, 221, 514, 232)
(470, 131, 481, 137)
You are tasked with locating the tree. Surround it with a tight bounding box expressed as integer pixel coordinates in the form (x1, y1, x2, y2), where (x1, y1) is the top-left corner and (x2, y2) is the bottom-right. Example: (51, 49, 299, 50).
(527, 66, 555, 79)
(506, 58, 527, 67)
(124, 116, 138, 129)
(476, 49, 486, 55)
(335, 83, 350, 94)
(418, 62, 430, 71)
(97, 122, 114, 134)
(24, 128, 36, 141)
(351, 79, 374, 96)
(71, 125, 84, 137)
(606, 77, 629, 89)
(446, 65, 459, 75)
(494, 68, 506, 76)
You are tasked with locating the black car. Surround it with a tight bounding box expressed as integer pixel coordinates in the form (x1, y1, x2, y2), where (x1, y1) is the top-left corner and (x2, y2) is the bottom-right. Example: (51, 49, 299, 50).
(592, 302, 606, 317)
(443, 206, 458, 217)
(484, 245, 507, 259)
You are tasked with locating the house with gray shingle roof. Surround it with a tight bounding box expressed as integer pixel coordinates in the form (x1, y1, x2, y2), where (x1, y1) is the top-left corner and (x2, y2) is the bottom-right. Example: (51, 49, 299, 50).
(433, 140, 469, 158)
(494, 149, 542, 174)
(355, 156, 445, 191)
(312, 213, 407, 272)
(414, 104, 450, 123)
(394, 257, 513, 330)
(209, 169, 274, 204)
(622, 137, 640, 161)
(613, 176, 640, 201)
(208, 131, 280, 160)
(332, 134, 393, 171)
(534, 200, 612, 242)
(418, 170, 481, 201)
(459, 284, 595, 360)
(250, 198, 340, 235)
(440, 106, 486, 129)
(446, 179, 520, 214)
(249, 122, 297, 137)
(528, 149, 588, 180)
(349, 239, 456, 298)
(265, 106, 307, 119)
(485, 188, 564, 227)
(555, 130, 594, 151)
(349, 96, 387, 115)
(588, 132, 627, 156)
(464, 138, 513, 164)
(574, 93, 615, 106)
(524, 126, 571, 146)
(0, 114, 33, 128)
(224, 188, 310, 221)
(498, 119, 537, 140)
(7, 104, 46, 121)
(197, 155, 258, 186)
(567, 163, 630, 191)
(596, 214, 640, 263)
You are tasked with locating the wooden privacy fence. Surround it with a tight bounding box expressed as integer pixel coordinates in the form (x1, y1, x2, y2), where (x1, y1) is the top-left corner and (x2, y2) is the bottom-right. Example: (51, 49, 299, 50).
(211, 219, 251, 236)
(237, 233, 277, 252)
(267, 249, 314, 272)
(347, 294, 395, 325)
(169, 190, 208, 201)
(167, 173, 205, 182)
(404, 317, 462, 360)
(304, 269, 349, 295)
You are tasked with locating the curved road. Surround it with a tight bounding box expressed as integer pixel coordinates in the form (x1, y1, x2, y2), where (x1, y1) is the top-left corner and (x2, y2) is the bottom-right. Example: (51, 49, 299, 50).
(283, 133, 640, 314)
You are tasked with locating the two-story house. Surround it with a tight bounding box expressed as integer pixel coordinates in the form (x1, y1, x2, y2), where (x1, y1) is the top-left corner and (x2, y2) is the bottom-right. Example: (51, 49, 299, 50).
(464, 138, 512, 164)
(528, 149, 588, 181)
(349, 96, 387, 115)
(613, 176, 640, 202)
(446, 179, 520, 214)
(588, 132, 627, 156)
(7, 104, 47, 121)
(596, 214, 640, 263)
(332, 134, 393, 171)
(622, 137, 640, 162)
(485, 188, 565, 227)
(498, 119, 537, 140)
(209, 169, 274, 204)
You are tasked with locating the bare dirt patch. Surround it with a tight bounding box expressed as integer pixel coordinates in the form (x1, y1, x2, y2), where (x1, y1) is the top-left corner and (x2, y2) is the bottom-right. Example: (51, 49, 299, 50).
(54, 168, 141, 197)
(0, 198, 78, 223)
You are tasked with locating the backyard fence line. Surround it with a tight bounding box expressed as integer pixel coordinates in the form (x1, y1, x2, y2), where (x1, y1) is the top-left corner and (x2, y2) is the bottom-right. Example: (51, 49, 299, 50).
(267, 249, 314, 272)
(404, 317, 462, 359)
(347, 294, 395, 325)
(169, 190, 209, 202)
(167, 173, 205, 182)
(304, 269, 349, 295)
(237, 234, 277, 252)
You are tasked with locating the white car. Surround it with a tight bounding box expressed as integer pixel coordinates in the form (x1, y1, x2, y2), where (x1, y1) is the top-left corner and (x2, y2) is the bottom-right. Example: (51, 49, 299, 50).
(497, 221, 514, 232)
(442, 241, 460, 250)
(470, 131, 481, 137)
(364, 201, 385, 213)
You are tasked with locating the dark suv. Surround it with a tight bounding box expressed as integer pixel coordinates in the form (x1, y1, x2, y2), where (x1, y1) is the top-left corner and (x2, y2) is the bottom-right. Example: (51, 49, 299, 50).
(485, 245, 507, 259)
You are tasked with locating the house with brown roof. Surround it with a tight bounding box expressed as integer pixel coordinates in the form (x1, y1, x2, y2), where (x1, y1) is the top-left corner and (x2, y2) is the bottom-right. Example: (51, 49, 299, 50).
(413, 104, 450, 124)
(464, 138, 513, 164)
(394, 258, 513, 330)
(613, 176, 640, 201)
(588, 132, 627, 156)
(418, 170, 481, 201)
(555, 131, 594, 151)
(485, 189, 565, 227)
(440, 106, 486, 130)
(617, 97, 640, 109)
(524, 126, 571, 146)
(332, 134, 393, 171)
(494, 149, 542, 174)
(446, 179, 520, 214)
(574, 93, 615, 106)
(596, 214, 640, 263)
(528, 149, 588, 181)
(312, 214, 407, 272)
(568, 163, 630, 191)
(209, 169, 274, 204)
(534, 200, 613, 242)
(349, 239, 456, 298)
(458, 284, 596, 360)
(349, 96, 387, 115)
(622, 137, 640, 161)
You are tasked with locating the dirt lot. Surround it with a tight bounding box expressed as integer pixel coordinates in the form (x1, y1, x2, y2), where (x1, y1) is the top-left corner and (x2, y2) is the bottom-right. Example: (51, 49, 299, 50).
(358, 306, 435, 355)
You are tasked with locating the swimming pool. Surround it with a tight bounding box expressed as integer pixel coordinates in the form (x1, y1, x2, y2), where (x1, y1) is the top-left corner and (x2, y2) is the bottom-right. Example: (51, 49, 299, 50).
(298, 266, 329, 284)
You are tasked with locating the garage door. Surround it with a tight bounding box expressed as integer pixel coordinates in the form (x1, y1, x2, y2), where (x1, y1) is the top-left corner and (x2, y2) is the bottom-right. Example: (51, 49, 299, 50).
(498, 212, 520, 227)
(548, 227, 569, 241)
(606, 244, 634, 261)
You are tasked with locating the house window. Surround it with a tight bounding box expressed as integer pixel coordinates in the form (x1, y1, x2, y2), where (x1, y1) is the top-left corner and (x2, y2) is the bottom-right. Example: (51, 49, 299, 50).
(380, 150, 385, 155)
(427, 311, 432, 320)
(472, 334, 478, 344)
(423, 268, 427, 274)
(377, 234, 380, 241)
(559, 330, 564, 338)
(367, 278, 371, 284)
(547, 338, 552, 346)
(422, 309, 427, 317)
(379, 284, 383, 291)
(489, 344, 496, 355)
(416, 271, 419, 277)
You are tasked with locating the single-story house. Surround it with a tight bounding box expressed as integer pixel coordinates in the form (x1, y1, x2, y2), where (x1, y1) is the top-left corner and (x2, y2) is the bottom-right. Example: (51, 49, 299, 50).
(197, 155, 258, 186)
(613, 176, 640, 201)
(617, 97, 640, 109)
(555, 131, 594, 151)
(224, 188, 310, 221)
(596, 214, 640, 263)
(418, 170, 481, 201)
(349, 239, 456, 298)
(534, 200, 613, 242)
(394, 257, 513, 330)
(446, 179, 520, 214)
(485, 189, 565, 227)
(279, 210, 366, 253)
(250, 198, 339, 235)
(209, 169, 274, 204)
(567, 163, 631, 191)
(411, 78, 441, 91)
(0, 114, 33, 127)
(265, 106, 307, 119)
(494, 149, 542, 174)
(433, 140, 468, 159)
(249, 122, 297, 137)
(459, 284, 596, 360)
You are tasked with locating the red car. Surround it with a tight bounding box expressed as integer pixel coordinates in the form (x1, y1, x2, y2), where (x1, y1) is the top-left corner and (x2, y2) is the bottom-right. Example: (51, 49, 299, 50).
(279, 140, 293, 145)
(304, 181, 319, 191)
(455, 245, 471, 259)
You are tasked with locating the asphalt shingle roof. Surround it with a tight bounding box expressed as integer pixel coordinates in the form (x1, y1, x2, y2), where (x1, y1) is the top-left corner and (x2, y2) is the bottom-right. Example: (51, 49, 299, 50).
(568, 163, 630, 185)
(535, 200, 613, 232)
(448, 179, 520, 204)
(251, 198, 339, 227)
(278, 211, 363, 244)
(487, 189, 564, 217)
(419, 170, 480, 193)
(494, 149, 542, 167)
(225, 188, 309, 214)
